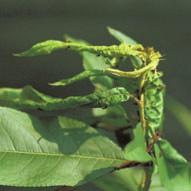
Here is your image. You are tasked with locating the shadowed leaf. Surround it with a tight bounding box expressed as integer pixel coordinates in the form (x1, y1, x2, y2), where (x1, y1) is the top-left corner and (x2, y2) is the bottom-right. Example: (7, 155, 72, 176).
(167, 96, 191, 135)
(155, 139, 191, 191)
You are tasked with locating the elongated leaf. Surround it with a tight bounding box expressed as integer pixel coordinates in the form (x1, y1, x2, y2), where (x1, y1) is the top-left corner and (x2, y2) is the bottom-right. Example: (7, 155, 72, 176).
(124, 123, 151, 162)
(14, 40, 65, 57)
(107, 27, 137, 45)
(49, 70, 105, 87)
(144, 72, 165, 131)
(0, 106, 128, 187)
(155, 139, 191, 191)
(0, 86, 130, 111)
(167, 97, 191, 135)
(15, 40, 144, 60)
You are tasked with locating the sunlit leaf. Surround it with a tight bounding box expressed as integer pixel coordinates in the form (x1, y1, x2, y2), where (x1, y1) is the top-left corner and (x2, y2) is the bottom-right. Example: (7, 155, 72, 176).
(124, 123, 151, 162)
(0, 106, 128, 187)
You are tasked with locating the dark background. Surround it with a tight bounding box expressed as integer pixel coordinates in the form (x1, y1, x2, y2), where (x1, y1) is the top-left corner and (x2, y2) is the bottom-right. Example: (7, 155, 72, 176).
(0, 0, 190, 186)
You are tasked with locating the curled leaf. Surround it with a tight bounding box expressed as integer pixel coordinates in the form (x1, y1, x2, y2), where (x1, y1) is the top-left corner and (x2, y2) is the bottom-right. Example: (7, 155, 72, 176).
(49, 70, 105, 87)
(0, 86, 130, 111)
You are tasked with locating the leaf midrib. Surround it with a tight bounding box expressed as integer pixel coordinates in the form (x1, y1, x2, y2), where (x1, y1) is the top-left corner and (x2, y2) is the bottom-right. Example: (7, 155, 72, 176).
(0, 150, 125, 162)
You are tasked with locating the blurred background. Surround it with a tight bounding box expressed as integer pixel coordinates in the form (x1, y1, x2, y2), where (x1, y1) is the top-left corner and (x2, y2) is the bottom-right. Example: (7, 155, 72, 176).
(0, 1, 191, 189)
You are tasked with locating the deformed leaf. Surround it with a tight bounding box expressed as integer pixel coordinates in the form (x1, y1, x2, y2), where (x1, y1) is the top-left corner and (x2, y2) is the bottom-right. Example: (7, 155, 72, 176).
(64, 35, 113, 90)
(0, 106, 128, 187)
(15, 39, 144, 60)
(144, 72, 165, 131)
(49, 70, 105, 87)
(107, 27, 143, 69)
(63, 36, 129, 131)
(124, 123, 151, 162)
(0, 86, 130, 111)
(14, 40, 65, 57)
(155, 139, 191, 191)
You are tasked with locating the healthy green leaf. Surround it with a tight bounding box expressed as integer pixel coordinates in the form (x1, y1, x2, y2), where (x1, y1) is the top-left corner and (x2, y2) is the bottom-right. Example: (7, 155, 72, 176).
(155, 139, 191, 191)
(94, 167, 167, 191)
(150, 173, 167, 191)
(167, 96, 191, 135)
(107, 27, 137, 45)
(0, 106, 127, 187)
(94, 167, 145, 191)
(82, 52, 113, 90)
(92, 105, 129, 128)
(124, 123, 152, 162)
(0, 86, 130, 111)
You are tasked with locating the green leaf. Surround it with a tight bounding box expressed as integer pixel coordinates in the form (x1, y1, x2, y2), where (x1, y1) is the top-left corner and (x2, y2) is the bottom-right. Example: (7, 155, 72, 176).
(64, 36, 129, 130)
(94, 167, 145, 191)
(82, 51, 113, 90)
(0, 86, 130, 111)
(49, 70, 105, 87)
(150, 173, 167, 191)
(92, 105, 129, 128)
(64, 35, 113, 90)
(15, 39, 144, 59)
(144, 72, 165, 131)
(94, 167, 167, 191)
(107, 27, 137, 45)
(124, 123, 152, 162)
(107, 27, 143, 68)
(167, 96, 191, 135)
(155, 139, 191, 191)
(0, 106, 127, 187)
(14, 40, 65, 57)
